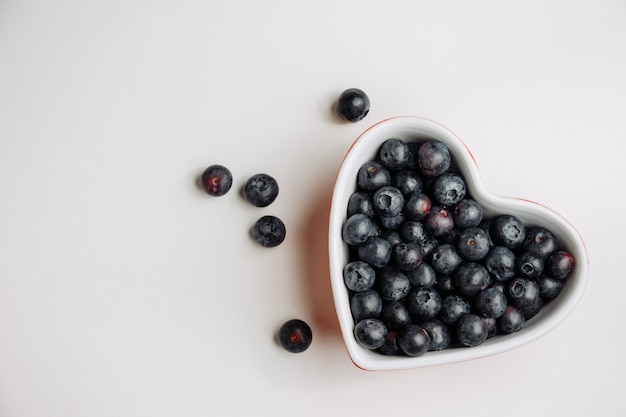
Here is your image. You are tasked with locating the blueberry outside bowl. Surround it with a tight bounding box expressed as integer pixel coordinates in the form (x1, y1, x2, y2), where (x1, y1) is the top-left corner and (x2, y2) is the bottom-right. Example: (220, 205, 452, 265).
(328, 116, 589, 371)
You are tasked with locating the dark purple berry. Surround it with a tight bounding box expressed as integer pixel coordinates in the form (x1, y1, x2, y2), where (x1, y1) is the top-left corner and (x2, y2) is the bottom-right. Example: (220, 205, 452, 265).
(453, 198, 484, 228)
(516, 251, 545, 278)
(343, 261, 376, 292)
(507, 277, 540, 309)
(336, 88, 370, 122)
(548, 250, 575, 279)
(522, 227, 559, 259)
(354, 318, 387, 349)
(380, 301, 412, 330)
(358, 236, 392, 268)
(378, 268, 411, 301)
(372, 186, 405, 217)
(393, 169, 423, 195)
(392, 242, 423, 272)
(342, 213, 376, 246)
(407, 287, 442, 321)
(457, 314, 488, 347)
(430, 243, 463, 274)
(439, 294, 470, 325)
(403, 192, 431, 220)
(398, 324, 430, 357)
(347, 191, 374, 217)
(536, 275, 564, 299)
(431, 173, 466, 206)
(399, 220, 427, 243)
(484, 246, 517, 281)
(454, 262, 490, 297)
(357, 161, 391, 192)
(474, 287, 508, 318)
(379, 138, 409, 170)
(498, 305, 525, 333)
(406, 262, 437, 288)
(201, 164, 233, 196)
(252, 215, 286, 247)
(278, 319, 312, 353)
(421, 319, 451, 351)
(490, 215, 526, 249)
(350, 290, 383, 321)
(424, 206, 455, 237)
(244, 173, 279, 207)
(456, 226, 491, 261)
(418, 140, 451, 178)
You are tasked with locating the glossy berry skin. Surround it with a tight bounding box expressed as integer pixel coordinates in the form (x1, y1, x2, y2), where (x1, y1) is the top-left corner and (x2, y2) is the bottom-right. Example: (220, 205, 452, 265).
(398, 324, 430, 357)
(392, 242, 423, 272)
(342, 213, 376, 246)
(453, 198, 484, 228)
(507, 277, 540, 309)
(393, 169, 423, 195)
(357, 161, 391, 192)
(278, 319, 312, 353)
(399, 220, 427, 243)
(490, 215, 526, 250)
(522, 227, 558, 259)
(516, 251, 545, 278)
(439, 294, 470, 325)
(378, 268, 411, 301)
(404, 192, 431, 220)
(430, 243, 463, 275)
(406, 262, 437, 288)
(456, 226, 491, 261)
(418, 140, 451, 178)
(457, 314, 488, 347)
(336, 88, 370, 122)
(358, 236, 392, 268)
(380, 301, 412, 330)
(343, 261, 376, 292)
(431, 173, 466, 206)
(484, 246, 517, 281)
(244, 173, 279, 207)
(372, 186, 405, 217)
(350, 290, 383, 321)
(548, 250, 575, 279)
(378, 330, 402, 356)
(421, 319, 451, 351)
(347, 191, 374, 217)
(354, 318, 387, 349)
(407, 287, 442, 321)
(474, 287, 508, 318)
(498, 305, 525, 333)
(201, 164, 233, 196)
(252, 215, 286, 247)
(454, 262, 490, 297)
(424, 206, 455, 237)
(378, 213, 404, 230)
(379, 138, 410, 170)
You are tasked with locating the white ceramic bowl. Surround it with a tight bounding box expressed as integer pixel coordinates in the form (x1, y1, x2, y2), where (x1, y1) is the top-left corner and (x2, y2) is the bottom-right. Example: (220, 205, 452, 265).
(328, 116, 589, 371)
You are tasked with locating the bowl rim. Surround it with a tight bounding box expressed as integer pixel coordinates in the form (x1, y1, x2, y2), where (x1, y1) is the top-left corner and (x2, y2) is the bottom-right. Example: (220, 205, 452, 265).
(328, 115, 589, 371)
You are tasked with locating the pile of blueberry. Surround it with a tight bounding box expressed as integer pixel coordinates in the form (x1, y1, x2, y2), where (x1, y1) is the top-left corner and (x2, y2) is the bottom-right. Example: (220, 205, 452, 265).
(341, 138, 575, 357)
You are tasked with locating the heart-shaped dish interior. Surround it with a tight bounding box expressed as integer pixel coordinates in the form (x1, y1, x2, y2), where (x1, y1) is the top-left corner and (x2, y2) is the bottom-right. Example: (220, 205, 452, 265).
(328, 116, 589, 371)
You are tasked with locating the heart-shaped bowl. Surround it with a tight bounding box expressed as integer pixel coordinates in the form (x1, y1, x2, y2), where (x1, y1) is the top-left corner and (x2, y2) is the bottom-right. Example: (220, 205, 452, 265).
(328, 116, 589, 371)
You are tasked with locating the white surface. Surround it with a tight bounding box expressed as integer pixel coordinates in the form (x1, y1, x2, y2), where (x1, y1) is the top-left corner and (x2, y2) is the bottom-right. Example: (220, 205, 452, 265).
(0, 1, 624, 416)
(328, 116, 589, 371)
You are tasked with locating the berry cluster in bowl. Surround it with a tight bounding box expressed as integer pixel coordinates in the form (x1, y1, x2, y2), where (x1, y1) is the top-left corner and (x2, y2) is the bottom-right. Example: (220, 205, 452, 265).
(328, 116, 588, 371)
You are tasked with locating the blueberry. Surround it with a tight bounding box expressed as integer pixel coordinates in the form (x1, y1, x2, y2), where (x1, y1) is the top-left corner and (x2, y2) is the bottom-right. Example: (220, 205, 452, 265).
(342, 213, 376, 246)
(278, 319, 312, 353)
(201, 164, 233, 196)
(507, 277, 540, 309)
(498, 305, 525, 333)
(382, 230, 402, 248)
(454, 262, 490, 297)
(406, 262, 437, 288)
(252, 215, 286, 247)
(378, 268, 411, 301)
(392, 242, 423, 272)
(393, 169, 423, 195)
(516, 251, 545, 278)
(439, 294, 470, 325)
(547, 250, 575, 279)
(380, 301, 412, 330)
(490, 215, 526, 250)
(474, 287, 508, 319)
(398, 324, 430, 357)
(336, 88, 370, 122)
(484, 317, 498, 338)
(403, 192, 431, 220)
(417, 234, 439, 258)
(406, 142, 421, 169)
(453, 198, 484, 228)
(343, 261, 376, 292)
(378, 213, 405, 230)
(407, 287, 442, 321)
(347, 191, 374, 217)
(244, 173, 279, 207)
(399, 220, 427, 243)
(522, 227, 559, 259)
(521, 296, 543, 320)
(484, 246, 517, 281)
(424, 206, 455, 237)
(357, 161, 391, 192)
(430, 243, 463, 275)
(434, 275, 456, 297)
(456, 226, 491, 261)
(372, 186, 405, 217)
(358, 236, 392, 268)
(379, 138, 410, 170)
(350, 289, 383, 321)
(421, 319, 451, 351)
(354, 318, 387, 349)
(431, 173, 466, 206)
(457, 314, 488, 347)
(418, 140, 451, 178)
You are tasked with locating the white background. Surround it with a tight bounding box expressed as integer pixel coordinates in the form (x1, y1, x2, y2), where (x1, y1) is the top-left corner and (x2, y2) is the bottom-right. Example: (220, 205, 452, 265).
(1, 1, 624, 416)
